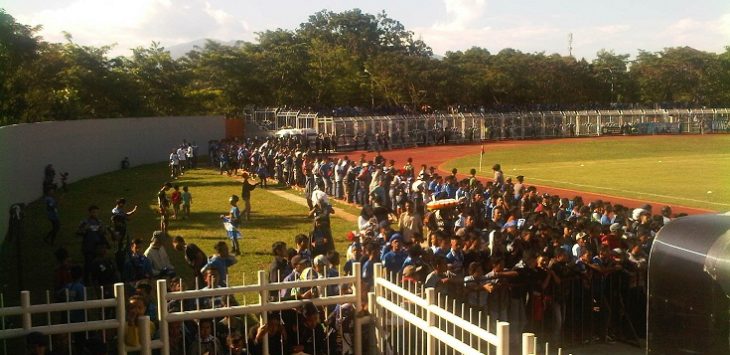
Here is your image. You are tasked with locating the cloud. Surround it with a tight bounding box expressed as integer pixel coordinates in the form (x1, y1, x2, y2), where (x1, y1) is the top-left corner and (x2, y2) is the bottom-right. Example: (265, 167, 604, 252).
(414, 0, 563, 55)
(17, 0, 252, 56)
(593, 25, 631, 35)
(439, 0, 487, 30)
(659, 14, 730, 51)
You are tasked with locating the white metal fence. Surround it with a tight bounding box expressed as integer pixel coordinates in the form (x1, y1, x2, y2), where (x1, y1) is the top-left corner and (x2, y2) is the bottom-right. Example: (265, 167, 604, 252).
(249, 108, 730, 149)
(370, 263, 509, 355)
(1, 262, 575, 355)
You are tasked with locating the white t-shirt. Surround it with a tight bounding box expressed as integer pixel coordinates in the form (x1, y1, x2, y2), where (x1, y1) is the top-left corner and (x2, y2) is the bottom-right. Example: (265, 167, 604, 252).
(177, 148, 186, 161)
(186, 146, 194, 158)
(170, 153, 179, 165)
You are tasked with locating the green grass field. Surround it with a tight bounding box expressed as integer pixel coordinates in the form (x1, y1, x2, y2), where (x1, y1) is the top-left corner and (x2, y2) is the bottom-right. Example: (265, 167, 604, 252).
(0, 164, 354, 306)
(446, 135, 730, 211)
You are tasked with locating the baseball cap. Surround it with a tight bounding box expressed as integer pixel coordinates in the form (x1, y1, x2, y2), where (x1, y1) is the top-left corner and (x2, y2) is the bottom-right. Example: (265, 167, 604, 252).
(388, 233, 403, 244)
(609, 223, 621, 233)
(290, 255, 307, 267)
(313, 254, 329, 267)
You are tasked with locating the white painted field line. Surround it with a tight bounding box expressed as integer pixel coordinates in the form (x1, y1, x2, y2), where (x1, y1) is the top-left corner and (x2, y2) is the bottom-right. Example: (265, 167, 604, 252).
(525, 176, 730, 207)
(507, 154, 730, 171)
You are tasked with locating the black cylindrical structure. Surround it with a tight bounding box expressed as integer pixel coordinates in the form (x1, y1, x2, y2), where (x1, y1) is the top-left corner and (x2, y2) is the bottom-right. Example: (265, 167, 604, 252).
(648, 214, 730, 354)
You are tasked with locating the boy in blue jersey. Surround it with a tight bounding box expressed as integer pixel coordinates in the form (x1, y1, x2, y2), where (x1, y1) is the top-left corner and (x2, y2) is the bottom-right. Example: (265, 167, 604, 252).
(221, 195, 242, 256)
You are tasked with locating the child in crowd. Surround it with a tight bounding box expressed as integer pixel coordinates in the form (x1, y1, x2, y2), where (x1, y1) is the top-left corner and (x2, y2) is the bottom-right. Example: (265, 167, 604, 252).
(171, 184, 182, 219)
(181, 185, 192, 219)
(124, 295, 156, 348)
(189, 319, 222, 355)
(221, 195, 242, 256)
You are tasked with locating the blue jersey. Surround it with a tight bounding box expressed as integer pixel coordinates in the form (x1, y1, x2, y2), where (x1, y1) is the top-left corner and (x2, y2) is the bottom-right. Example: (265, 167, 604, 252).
(45, 196, 59, 220)
(226, 206, 239, 225)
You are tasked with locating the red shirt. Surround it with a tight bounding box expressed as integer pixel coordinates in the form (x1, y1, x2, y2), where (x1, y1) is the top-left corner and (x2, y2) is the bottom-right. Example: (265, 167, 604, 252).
(601, 233, 622, 249)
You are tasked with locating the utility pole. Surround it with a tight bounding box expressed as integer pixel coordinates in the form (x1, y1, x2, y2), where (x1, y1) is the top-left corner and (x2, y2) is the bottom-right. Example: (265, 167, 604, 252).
(568, 33, 573, 57)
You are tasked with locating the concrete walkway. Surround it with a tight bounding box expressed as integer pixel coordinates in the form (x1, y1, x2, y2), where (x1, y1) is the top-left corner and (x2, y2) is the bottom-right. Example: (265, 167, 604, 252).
(266, 189, 358, 223)
(230, 173, 359, 224)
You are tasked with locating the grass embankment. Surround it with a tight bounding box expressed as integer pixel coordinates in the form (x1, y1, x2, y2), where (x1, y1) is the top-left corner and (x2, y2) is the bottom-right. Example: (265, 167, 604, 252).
(0, 163, 354, 306)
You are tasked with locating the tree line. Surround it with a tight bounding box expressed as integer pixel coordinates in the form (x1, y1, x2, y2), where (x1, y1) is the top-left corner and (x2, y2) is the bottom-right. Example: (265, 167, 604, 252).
(2, 8, 730, 126)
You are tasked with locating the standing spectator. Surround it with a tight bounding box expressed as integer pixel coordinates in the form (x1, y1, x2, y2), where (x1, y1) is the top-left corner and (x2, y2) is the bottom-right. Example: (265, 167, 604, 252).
(177, 145, 187, 175)
(169, 150, 180, 178)
(241, 172, 260, 221)
(123, 238, 152, 285)
(157, 182, 172, 233)
(171, 184, 182, 220)
(291, 303, 327, 355)
(172, 236, 208, 287)
(382, 234, 407, 274)
(492, 164, 504, 190)
(222, 195, 242, 256)
(201, 242, 237, 287)
(256, 160, 269, 188)
(77, 205, 108, 283)
(144, 232, 175, 278)
(181, 186, 192, 219)
(44, 186, 60, 245)
(125, 295, 156, 348)
(186, 143, 195, 169)
(111, 198, 138, 265)
(269, 241, 291, 287)
(89, 243, 119, 299)
(398, 200, 422, 244)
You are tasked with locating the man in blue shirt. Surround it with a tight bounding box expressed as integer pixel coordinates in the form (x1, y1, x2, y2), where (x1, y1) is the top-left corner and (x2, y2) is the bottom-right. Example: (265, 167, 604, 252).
(123, 238, 153, 285)
(201, 241, 237, 287)
(382, 234, 407, 275)
(446, 236, 465, 275)
(443, 176, 458, 200)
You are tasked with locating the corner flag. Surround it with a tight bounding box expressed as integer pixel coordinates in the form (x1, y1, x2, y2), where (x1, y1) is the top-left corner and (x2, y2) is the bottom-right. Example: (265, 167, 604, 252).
(479, 144, 484, 171)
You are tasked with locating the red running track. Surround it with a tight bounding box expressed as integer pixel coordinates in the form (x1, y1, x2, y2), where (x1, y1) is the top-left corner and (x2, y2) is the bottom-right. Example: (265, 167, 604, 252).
(335, 136, 717, 215)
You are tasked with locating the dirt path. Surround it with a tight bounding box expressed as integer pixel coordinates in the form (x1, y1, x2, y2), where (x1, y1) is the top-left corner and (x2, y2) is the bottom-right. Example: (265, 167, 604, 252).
(266, 189, 358, 223)
(335, 136, 717, 215)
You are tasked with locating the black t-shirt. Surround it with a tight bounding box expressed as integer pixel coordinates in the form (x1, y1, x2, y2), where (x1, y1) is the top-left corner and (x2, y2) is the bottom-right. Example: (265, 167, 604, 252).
(158, 189, 169, 209)
(242, 180, 258, 199)
(509, 264, 537, 299)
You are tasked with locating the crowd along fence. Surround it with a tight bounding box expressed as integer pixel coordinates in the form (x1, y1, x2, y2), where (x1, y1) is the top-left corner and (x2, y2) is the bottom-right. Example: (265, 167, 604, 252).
(2, 262, 579, 354)
(249, 108, 730, 149)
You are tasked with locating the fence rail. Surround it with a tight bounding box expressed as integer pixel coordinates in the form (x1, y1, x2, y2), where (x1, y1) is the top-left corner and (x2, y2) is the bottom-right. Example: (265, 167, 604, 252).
(248, 108, 730, 150)
(1, 263, 576, 355)
(371, 263, 511, 355)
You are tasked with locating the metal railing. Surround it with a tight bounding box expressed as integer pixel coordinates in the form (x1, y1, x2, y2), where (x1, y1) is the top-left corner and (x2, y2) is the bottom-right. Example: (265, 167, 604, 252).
(251, 108, 730, 150)
(0, 262, 589, 355)
(370, 263, 510, 355)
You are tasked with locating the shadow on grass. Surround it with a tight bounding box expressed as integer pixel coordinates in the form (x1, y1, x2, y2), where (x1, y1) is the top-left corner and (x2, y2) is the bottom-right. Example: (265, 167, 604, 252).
(167, 211, 310, 232)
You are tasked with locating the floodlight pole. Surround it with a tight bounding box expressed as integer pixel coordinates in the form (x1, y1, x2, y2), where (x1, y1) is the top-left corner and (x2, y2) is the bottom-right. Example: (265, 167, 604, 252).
(364, 68, 375, 111)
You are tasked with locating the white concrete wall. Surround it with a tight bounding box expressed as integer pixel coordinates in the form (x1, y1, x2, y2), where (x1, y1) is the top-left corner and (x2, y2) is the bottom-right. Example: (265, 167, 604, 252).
(0, 116, 225, 241)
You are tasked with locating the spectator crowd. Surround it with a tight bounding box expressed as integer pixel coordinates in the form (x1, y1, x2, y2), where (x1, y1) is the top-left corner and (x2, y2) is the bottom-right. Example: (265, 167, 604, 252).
(32, 134, 677, 355)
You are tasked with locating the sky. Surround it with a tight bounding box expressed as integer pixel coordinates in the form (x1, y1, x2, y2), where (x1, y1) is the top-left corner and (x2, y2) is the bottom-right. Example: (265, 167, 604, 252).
(4, 0, 730, 59)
